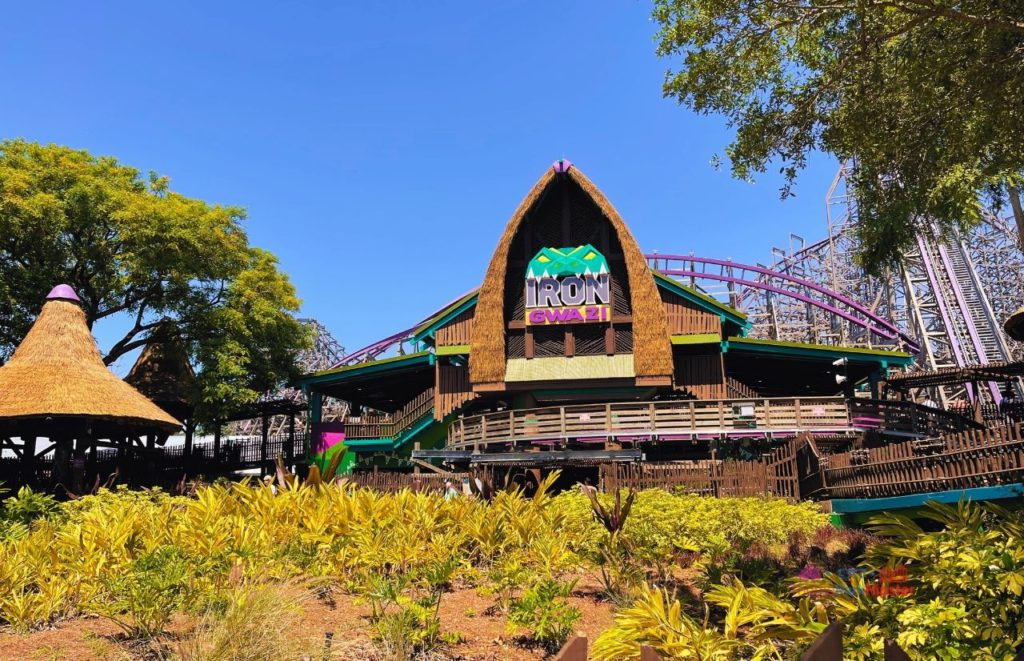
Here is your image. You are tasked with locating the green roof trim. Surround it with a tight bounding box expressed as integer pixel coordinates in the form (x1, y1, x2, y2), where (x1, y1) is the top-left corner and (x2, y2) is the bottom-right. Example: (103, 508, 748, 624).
(435, 344, 470, 356)
(297, 350, 433, 386)
(412, 291, 479, 343)
(670, 332, 721, 346)
(652, 271, 749, 328)
(726, 337, 914, 365)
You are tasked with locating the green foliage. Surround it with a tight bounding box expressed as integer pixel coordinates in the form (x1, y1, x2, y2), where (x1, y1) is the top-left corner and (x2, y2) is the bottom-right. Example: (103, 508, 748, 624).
(592, 586, 746, 660)
(859, 501, 1024, 658)
(0, 481, 835, 649)
(652, 0, 1024, 270)
(558, 490, 828, 575)
(92, 546, 193, 638)
(0, 139, 309, 419)
(507, 578, 581, 652)
(1, 486, 60, 527)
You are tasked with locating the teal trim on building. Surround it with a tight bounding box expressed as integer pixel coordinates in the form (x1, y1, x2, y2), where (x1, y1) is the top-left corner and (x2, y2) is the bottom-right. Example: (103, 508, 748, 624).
(830, 483, 1024, 515)
(295, 351, 434, 387)
(726, 336, 914, 366)
(412, 292, 479, 344)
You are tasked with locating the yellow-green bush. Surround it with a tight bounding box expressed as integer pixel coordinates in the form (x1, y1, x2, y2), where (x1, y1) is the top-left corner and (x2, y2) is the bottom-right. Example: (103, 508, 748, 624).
(0, 480, 828, 639)
(554, 490, 828, 568)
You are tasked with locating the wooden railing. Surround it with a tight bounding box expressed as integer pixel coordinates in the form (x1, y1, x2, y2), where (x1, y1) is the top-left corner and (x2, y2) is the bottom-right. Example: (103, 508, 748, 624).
(821, 423, 1024, 499)
(848, 398, 980, 437)
(447, 397, 853, 450)
(345, 388, 435, 440)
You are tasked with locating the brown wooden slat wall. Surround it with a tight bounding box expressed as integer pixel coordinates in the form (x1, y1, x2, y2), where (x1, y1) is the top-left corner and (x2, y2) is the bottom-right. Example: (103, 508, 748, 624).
(661, 290, 720, 335)
(598, 438, 801, 499)
(822, 423, 1024, 499)
(435, 308, 474, 347)
(435, 363, 476, 420)
(675, 352, 727, 399)
(346, 469, 469, 493)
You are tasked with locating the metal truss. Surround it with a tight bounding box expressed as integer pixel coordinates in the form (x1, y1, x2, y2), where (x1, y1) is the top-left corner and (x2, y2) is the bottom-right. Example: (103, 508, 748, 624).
(227, 318, 349, 437)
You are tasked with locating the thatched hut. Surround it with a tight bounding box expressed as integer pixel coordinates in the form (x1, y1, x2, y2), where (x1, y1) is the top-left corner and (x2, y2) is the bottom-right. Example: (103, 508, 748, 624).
(0, 285, 181, 490)
(125, 322, 196, 423)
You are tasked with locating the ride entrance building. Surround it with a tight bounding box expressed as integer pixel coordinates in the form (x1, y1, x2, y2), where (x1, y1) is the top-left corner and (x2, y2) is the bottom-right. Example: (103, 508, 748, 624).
(294, 160, 996, 491)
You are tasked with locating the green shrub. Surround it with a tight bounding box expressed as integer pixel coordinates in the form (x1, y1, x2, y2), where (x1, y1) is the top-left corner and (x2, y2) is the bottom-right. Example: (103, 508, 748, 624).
(507, 578, 581, 652)
(92, 546, 194, 638)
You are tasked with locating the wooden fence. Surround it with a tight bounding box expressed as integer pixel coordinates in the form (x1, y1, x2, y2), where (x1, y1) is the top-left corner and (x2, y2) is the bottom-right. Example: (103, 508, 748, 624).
(598, 437, 802, 499)
(821, 423, 1024, 499)
(344, 469, 469, 493)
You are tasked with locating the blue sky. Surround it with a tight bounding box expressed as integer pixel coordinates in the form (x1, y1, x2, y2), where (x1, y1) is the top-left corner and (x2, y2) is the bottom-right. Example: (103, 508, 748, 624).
(1, 1, 839, 371)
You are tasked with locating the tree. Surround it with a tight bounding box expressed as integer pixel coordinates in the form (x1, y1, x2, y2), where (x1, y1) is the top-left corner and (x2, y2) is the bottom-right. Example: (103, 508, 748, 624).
(0, 139, 310, 421)
(653, 0, 1024, 271)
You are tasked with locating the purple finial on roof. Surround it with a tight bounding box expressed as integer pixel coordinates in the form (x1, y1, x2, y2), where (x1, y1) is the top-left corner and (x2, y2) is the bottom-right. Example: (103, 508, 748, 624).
(46, 284, 81, 302)
(553, 159, 573, 174)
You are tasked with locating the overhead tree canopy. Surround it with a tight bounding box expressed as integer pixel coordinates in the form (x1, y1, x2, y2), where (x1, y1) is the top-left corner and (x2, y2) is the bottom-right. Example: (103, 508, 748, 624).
(653, 0, 1024, 272)
(0, 139, 310, 422)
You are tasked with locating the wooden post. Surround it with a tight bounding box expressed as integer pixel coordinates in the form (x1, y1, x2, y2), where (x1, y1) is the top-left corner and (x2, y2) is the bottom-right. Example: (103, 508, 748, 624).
(213, 423, 222, 463)
(260, 410, 270, 476)
(184, 419, 194, 457)
(883, 641, 912, 661)
(71, 436, 88, 495)
(640, 646, 660, 661)
(52, 436, 73, 491)
(21, 436, 36, 486)
(801, 621, 843, 660)
(553, 635, 587, 661)
(287, 412, 296, 470)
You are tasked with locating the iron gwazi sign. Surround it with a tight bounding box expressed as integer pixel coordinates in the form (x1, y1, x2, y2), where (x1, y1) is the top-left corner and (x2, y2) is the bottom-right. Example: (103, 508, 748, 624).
(524, 245, 611, 326)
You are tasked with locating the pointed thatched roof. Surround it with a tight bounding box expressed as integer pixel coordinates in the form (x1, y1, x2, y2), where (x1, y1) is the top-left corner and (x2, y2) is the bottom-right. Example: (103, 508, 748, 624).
(125, 323, 196, 421)
(470, 161, 673, 387)
(0, 285, 182, 433)
(1005, 307, 1024, 342)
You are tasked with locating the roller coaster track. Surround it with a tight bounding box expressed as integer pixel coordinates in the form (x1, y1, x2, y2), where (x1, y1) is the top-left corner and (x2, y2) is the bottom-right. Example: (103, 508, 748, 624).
(645, 254, 920, 353)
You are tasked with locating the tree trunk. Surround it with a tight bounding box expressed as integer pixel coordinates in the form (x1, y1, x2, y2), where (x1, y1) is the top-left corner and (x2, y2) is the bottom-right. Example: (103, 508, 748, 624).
(1009, 185, 1024, 250)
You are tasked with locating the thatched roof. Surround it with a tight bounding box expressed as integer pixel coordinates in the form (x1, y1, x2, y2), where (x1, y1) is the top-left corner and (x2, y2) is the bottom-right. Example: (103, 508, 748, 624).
(0, 285, 182, 433)
(470, 161, 673, 387)
(1005, 306, 1024, 342)
(124, 323, 196, 420)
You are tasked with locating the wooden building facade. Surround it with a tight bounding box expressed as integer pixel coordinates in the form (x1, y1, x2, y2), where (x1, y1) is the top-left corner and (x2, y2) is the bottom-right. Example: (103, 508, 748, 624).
(295, 161, 915, 475)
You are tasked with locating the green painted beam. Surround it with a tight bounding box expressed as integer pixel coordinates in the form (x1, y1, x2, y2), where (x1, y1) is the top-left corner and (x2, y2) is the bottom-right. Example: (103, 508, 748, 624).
(435, 344, 470, 356)
(670, 332, 721, 346)
(294, 351, 433, 387)
(726, 336, 914, 365)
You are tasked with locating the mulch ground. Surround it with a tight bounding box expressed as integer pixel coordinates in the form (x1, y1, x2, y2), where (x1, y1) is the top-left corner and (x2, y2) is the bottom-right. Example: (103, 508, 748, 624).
(0, 575, 616, 660)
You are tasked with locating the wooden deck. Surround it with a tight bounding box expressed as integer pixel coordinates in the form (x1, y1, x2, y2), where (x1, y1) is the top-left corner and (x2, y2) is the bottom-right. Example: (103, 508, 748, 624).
(440, 397, 978, 455)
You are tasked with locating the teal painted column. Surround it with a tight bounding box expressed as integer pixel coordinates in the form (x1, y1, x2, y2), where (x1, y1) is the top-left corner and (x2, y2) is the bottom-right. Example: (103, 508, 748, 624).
(307, 390, 323, 463)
